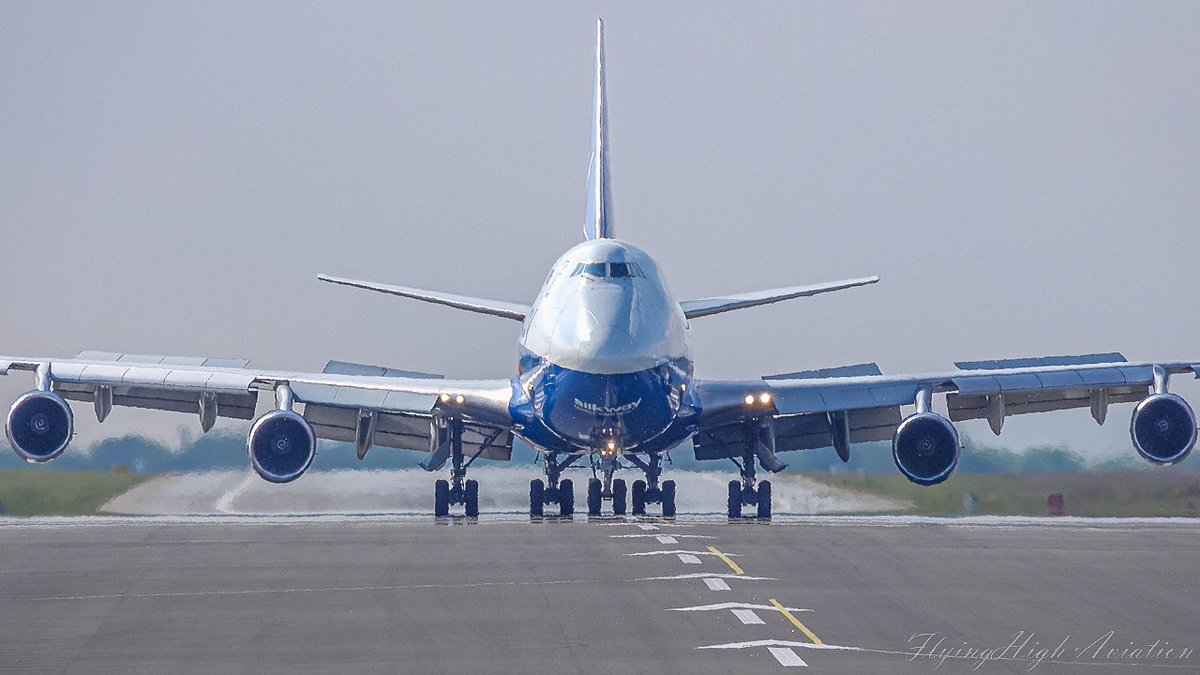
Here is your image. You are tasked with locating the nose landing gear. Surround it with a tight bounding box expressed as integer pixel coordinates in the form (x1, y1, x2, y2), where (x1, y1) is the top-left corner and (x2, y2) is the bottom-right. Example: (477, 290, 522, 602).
(586, 455, 630, 516)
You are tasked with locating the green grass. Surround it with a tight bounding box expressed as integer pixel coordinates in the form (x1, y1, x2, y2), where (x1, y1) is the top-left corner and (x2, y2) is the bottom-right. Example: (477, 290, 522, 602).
(0, 471, 154, 516)
(802, 471, 1200, 517)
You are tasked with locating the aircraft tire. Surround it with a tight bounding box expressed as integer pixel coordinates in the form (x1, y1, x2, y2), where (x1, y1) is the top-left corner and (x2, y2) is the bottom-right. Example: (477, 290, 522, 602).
(464, 479, 479, 518)
(631, 480, 647, 515)
(559, 478, 575, 516)
(587, 478, 602, 516)
(529, 479, 545, 517)
(727, 480, 742, 518)
(612, 479, 627, 515)
(756, 480, 772, 519)
(661, 479, 676, 518)
(435, 479, 451, 517)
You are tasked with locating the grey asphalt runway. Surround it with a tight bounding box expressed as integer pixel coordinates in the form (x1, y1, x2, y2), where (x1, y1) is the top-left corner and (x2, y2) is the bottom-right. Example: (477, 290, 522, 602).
(0, 515, 1196, 674)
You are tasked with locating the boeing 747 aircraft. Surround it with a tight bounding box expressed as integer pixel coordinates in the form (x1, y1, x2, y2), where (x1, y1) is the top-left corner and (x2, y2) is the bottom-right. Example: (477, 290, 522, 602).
(4, 21, 1198, 518)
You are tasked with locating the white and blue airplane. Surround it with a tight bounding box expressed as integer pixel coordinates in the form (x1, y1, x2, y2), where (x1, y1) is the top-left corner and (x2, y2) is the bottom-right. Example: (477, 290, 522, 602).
(3, 21, 1199, 518)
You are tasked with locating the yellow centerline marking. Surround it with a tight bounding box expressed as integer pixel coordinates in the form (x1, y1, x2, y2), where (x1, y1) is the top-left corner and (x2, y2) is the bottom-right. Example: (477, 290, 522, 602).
(769, 598, 823, 645)
(705, 546, 743, 575)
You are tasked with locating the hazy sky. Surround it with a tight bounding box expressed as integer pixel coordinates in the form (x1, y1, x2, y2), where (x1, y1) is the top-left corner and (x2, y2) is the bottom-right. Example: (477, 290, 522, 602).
(2, 2, 1198, 460)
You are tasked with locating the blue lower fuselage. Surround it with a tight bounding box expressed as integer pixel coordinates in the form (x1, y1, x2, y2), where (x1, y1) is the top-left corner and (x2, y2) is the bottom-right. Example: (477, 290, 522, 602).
(511, 352, 699, 456)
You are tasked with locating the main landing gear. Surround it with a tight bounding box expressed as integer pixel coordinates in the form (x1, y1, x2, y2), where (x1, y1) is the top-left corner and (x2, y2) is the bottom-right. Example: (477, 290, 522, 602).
(728, 419, 772, 519)
(625, 452, 676, 517)
(434, 417, 480, 517)
(530, 453, 578, 517)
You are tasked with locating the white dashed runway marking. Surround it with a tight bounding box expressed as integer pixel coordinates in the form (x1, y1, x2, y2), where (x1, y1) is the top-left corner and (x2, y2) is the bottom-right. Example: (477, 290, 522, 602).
(656, 535, 678, 544)
(702, 578, 730, 591)
(768, 647, 808, 667)
(730, 609, 764, 625)
(677, 553, 702, 564)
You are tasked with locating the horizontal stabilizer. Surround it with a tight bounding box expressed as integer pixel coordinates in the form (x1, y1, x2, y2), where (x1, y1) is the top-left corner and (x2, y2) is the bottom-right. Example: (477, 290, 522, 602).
(318, 274, 530, 321)
(680, 276, 879, 319)
(763, 363, 882, 381)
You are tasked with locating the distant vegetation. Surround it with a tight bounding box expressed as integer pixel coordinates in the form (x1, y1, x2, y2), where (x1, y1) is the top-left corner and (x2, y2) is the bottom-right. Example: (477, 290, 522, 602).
(0, 471, 152, 516)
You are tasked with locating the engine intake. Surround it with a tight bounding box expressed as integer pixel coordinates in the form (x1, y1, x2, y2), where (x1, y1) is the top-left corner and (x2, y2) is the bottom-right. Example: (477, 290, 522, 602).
(1130, 393, 1196, 466)
(248, 410, 316, 483)
(6, 391, 74, 462)
(892, 412, 960, 486)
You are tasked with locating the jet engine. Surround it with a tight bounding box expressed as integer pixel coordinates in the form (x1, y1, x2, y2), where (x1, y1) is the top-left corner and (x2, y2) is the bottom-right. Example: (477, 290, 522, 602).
(1130, 393, 1196, 466)
(892, 412, 960, 486)
(248, 410, 316, 483)
(6, 391, 74, 462)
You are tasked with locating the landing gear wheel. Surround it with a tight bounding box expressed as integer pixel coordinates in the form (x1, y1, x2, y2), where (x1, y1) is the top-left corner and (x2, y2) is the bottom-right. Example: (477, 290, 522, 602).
(435, 479, 451, 517)
(727, 480, 742, 518)
(587, 478, 602, 516)
(529, 479, 545, 517)
(661, 479, 677, 518)
(464, 479, 480, 518)
(631, 479, 647, 516)
(756, 480, 771, 519)
(559, 478, 575, 516)
(612, 479, 628, 515)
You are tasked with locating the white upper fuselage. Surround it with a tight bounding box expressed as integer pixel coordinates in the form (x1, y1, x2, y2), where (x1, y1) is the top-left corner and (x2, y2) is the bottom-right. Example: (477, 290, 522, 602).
(520, 239, 690, 376)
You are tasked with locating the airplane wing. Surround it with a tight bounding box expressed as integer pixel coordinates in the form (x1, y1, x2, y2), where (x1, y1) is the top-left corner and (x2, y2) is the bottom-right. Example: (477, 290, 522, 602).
(679, 276, 879, 319)
(0, 351, 518, 470)
(691, 353, 1200, 479)
(317, 274, 530, 321)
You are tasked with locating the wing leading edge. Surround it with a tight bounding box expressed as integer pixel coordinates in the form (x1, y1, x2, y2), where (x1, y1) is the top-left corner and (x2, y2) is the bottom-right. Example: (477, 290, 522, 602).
(317, 274, 530, 321)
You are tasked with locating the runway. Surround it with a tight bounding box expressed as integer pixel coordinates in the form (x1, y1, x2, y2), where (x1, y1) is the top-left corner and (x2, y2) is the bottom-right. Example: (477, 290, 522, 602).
(1, 515, 1196, 674)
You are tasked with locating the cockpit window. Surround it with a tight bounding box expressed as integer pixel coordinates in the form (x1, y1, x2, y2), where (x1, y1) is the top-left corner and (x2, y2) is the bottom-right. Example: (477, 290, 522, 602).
(570, 261, 645, 279)
(609, 262, 633, 278)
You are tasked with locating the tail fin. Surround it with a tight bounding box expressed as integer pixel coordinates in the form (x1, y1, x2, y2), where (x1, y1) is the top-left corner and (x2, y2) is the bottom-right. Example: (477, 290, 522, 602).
(585, 18, 613, 240)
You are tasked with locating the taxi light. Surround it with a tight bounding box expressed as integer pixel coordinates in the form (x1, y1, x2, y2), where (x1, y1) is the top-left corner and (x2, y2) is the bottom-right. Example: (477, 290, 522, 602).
(607, 440, 616, 450)
(760, 392, 772, 405)
(744, 395, 755, 406)
(455, 394, 465, 404)
(440, 393, 451, 403)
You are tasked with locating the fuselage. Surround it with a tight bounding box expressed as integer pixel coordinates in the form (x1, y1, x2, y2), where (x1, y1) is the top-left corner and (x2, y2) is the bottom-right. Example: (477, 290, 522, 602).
(511, 239, 700, 457)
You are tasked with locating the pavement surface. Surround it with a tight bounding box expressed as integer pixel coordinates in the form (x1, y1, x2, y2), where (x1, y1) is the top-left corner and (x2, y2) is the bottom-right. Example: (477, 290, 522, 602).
(1, 514, 1197, 674)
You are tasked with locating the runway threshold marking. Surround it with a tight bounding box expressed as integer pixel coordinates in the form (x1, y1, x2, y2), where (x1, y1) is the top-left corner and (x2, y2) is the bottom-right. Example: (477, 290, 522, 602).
(770, 598, 823, 645)
(706, 545, 744, 575)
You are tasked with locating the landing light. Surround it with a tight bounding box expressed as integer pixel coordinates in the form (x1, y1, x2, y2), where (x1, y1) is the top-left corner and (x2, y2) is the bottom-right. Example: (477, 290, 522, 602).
(440, 393, 451, 403)
(744, 395, 755, 406)
(455, 394, 465, 404)
(760, 392, 772, 405)
(606, 440, 616, 451)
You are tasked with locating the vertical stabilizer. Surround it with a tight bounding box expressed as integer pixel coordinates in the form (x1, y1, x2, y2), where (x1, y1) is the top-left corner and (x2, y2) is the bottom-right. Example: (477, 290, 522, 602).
(585, 18, 613, 240)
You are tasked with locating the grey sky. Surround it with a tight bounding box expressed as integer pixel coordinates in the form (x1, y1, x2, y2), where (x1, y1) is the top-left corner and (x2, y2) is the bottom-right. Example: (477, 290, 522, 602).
(2, 2, 1198, 459)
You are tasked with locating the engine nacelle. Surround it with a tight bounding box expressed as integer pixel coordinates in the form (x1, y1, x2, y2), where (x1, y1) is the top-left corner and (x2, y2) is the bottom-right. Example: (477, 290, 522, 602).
(1130, 393, 1196, 466)
(247, 410, 316, 483)
(892, 412, 960, 486)
(6, 391, 74, 462)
